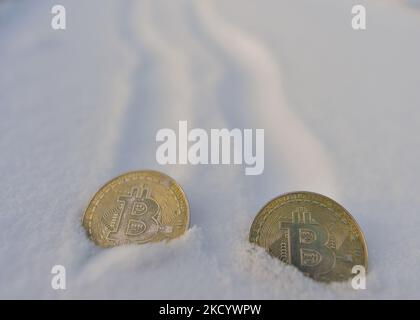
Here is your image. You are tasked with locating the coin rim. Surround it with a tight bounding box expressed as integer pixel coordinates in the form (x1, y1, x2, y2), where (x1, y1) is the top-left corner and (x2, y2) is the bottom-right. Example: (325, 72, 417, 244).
(82, 170, 190, 245)
(249, 190, 369, 272)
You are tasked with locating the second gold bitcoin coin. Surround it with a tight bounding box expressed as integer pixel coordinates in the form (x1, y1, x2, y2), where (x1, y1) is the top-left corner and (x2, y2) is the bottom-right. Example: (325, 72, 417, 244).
(83, 170, 189, 247)
(249, 191, 368, 282)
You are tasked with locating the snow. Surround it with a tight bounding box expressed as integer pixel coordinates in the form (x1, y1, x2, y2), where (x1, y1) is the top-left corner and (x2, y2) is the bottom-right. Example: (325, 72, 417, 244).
(1, 0, 420, 299)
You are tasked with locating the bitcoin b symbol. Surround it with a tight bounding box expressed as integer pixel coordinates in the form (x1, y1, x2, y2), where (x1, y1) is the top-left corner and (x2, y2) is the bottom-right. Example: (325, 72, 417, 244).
(269, 207, 335, 279)
(105, 187, 163, 244)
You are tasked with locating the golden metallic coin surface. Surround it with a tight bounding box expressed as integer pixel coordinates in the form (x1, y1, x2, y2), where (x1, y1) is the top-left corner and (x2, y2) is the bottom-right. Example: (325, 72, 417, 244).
(249, 191, 368, 282)
(83, 170, 189, 247)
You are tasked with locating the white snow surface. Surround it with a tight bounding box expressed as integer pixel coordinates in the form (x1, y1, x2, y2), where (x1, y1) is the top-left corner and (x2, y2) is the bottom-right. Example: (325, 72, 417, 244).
(1, 0, 420, 299)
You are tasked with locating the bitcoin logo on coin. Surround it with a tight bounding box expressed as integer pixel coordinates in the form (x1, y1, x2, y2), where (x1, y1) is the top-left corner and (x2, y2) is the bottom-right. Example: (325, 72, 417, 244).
(249, 191, 368, 282)
(83, 171, 189, 247)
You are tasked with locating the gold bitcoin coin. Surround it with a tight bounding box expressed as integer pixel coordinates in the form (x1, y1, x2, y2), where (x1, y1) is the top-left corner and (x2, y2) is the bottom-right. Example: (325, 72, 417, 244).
(249, 191, 368, 282)
(82, 170, 189, 247)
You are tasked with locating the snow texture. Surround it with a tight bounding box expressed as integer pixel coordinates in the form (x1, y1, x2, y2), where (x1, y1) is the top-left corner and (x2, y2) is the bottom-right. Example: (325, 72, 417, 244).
(1, 0, 420, 299)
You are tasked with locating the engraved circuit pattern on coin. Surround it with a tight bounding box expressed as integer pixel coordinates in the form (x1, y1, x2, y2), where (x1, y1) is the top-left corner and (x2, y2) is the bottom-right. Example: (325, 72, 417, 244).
(83, 171, 190, 247)
(249, 191, 368, 282)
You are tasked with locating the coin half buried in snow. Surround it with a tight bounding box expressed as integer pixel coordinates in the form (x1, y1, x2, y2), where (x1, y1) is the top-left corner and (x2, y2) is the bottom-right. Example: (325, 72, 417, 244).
(83, 170, 190, 247)
(249, 191, 368, 282)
